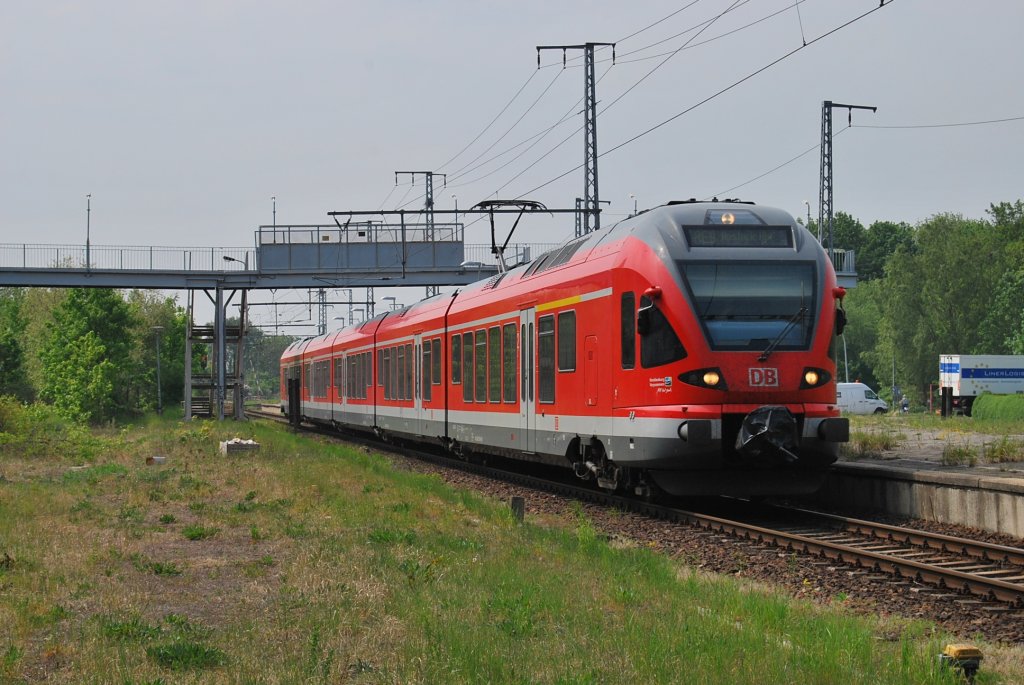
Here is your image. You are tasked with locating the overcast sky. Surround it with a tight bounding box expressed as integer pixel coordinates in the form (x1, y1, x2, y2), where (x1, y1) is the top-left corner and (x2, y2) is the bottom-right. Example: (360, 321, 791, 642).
(3, 1, 1022, 330)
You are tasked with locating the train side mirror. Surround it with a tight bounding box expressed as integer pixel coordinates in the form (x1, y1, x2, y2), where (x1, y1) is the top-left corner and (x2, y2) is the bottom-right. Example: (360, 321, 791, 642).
(835, 307, 847, 336)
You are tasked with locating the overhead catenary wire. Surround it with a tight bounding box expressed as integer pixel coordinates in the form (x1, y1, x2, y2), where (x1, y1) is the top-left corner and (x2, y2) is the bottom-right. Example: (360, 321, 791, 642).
(435, 0, 719, 194)
(445, 69, 564, 179)
(852, 114, 1024, 129)
(506, 0, 746, 200)
(436, 70, 538, 173)
(709, 112, 1024, 198)
(708, 127, 849, 198)
(613, 0, 806, 66)
(514, 1, 895, 200)
(439, 0, 711, 177)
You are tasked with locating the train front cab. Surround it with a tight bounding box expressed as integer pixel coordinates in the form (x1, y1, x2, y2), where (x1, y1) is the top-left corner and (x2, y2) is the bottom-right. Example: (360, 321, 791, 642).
(602, 205, 848, 497)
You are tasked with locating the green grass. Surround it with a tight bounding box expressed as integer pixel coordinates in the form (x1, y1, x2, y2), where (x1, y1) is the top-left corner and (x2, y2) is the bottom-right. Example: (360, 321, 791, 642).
(841, 427, 905, 459)
(980, 436, 1024, 463)
(941, 442, 978, 466)
(0, 410, 1013, 683)
(181, 524, 219, 541)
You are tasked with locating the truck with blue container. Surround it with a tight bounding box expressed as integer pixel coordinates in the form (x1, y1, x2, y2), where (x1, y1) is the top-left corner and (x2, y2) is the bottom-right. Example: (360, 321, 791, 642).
(939, 354, 1024, 416)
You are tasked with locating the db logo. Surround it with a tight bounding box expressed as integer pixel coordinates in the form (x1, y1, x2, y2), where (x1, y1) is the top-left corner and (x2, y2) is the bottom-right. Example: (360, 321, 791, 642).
(749, 368, 779, 387)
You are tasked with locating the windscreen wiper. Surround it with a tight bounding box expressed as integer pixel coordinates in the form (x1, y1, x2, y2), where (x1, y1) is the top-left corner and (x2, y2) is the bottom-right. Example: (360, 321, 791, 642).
(757, 307, 807, 362)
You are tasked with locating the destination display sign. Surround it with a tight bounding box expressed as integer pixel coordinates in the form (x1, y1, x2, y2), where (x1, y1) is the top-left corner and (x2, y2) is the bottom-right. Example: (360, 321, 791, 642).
(683, 225, 793, 248)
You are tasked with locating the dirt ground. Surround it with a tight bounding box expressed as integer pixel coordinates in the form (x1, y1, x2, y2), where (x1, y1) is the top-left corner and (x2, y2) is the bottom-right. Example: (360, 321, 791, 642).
(846, 419, 1024, 476)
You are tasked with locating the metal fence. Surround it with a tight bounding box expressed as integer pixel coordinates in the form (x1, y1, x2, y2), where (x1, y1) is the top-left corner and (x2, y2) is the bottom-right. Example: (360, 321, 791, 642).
(257, 222, 464, 246)
(0, 241, 857, 275)
(0, 244, 255, 271)
(830, 249, 856, 274)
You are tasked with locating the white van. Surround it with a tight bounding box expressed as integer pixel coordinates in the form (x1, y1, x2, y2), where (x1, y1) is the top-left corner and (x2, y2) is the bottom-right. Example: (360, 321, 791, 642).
(836, 382, 889, 415)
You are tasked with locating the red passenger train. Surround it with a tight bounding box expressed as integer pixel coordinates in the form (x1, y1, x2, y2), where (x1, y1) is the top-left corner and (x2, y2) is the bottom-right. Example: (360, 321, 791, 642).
(280, 200, 849, 497)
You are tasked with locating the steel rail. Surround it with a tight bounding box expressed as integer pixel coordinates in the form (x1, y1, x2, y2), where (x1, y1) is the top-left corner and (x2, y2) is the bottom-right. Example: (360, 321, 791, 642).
(248, 408, 1024, 607)
(768, 504, 1024, 567)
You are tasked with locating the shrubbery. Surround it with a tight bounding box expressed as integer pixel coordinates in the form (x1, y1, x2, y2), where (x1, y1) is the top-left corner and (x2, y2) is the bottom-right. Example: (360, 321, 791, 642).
(970, 393, 1024, 421)
(0, 395, 107, 460)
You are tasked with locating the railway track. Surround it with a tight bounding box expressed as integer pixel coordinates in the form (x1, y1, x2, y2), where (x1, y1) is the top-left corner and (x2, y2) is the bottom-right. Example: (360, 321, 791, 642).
(248, 407, 1024, 609)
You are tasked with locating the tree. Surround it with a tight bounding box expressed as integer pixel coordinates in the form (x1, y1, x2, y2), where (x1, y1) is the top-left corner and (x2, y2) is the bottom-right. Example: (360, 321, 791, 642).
(977, 203, 1024, 353)
(40, 288, 137, 422)
(126, 290, 189, 411)
(857, 220, 915, 281)
(46, 331, 116, 422)
(874, 213, 1008, 402)
(838, 280, 884, 390)
(0, 288, 32, 400)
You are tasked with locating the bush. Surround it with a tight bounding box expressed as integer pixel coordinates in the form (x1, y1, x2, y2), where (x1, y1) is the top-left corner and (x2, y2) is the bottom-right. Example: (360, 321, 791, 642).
(971, 393, 1024, 421)
(0, 396, 104, 460)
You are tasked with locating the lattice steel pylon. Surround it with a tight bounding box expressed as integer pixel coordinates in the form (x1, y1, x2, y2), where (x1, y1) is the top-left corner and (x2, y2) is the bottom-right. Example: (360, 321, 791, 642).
(395, 171, 446, 241)
(818, 100, 876, 258)
(538, 42, 614, 234)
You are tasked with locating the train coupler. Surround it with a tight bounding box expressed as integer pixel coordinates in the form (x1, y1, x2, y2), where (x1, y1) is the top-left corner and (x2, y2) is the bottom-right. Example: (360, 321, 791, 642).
(735, 406, 799, 464)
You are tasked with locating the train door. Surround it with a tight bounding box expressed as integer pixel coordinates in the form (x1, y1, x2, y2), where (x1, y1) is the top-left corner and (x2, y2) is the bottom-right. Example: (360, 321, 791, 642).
(519, 308, 536, 452)
(413, 333, 426, 436)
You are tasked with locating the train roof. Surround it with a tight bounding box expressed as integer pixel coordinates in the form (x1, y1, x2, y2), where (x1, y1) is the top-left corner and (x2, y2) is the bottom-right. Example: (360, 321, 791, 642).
(287, 199, 818, 353)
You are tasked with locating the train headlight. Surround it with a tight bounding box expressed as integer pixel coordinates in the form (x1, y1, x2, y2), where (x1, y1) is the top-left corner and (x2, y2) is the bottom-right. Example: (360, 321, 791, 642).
(679, 368, 728, 390)
(799, 367, 831, 389)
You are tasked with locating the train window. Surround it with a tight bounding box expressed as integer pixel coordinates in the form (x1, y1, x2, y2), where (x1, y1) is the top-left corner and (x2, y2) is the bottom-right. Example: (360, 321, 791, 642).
(334, 358, 344, 397)
(431, 339, 441, 385)
(488, 326, 501, 403)
(303, 363, 311, 392)
(538, 315, 555, 403)
(377, 350, 384, 386)
(356, 354, 363, 400)
(357, 354, 364, 399)
(557, 311, 576, 372)
(451, 334, 462, 384)
(382, 349, 391, 400)
(422, 343, 431, 402)
(503, 323, 516, 403)
(405, 344, 413, 400)
(390, 347, 399, 401)
(463, 332, 474, 402)
(364, 352, 370, 399)
(682, 261, 815, 351)
(639, 296, 688, 368)
(475, 330, 487, 403)
(397, 345, 406, 401)
(314, 360, 329, 398)
(621, 292, 636, 369)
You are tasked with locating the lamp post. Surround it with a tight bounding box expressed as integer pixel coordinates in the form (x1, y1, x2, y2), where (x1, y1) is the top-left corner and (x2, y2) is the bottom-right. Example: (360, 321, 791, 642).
(86, 194, 91, 270)
(152, 326, 164, 415)
(272, 196, 276, 227)
(223, 255, 248, 269)
(382, 296, 397, 311)
(629, 193, 637, 217)
(803, 200, 814, 238)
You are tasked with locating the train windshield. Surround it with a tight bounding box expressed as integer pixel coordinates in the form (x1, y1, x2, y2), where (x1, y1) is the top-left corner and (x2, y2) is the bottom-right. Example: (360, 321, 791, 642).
(679, 261, 816, 351)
